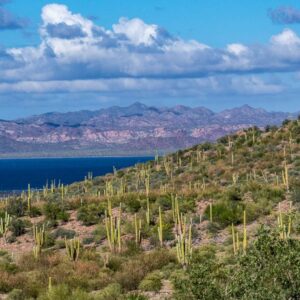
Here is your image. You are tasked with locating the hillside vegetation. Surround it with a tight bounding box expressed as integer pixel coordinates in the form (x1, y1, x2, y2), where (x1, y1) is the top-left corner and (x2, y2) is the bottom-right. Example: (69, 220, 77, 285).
(0, 119, 299, 299)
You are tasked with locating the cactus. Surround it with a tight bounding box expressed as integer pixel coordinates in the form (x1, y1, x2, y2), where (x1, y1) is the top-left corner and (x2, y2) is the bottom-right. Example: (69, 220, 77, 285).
(134, 214, 142, 245)
(232, 173, 239, 185)
(65, 237, 80, 261)
(231, 211, 247, 255)
(50, 181, 55, 193)
(0, 212, 11, 242)
(278, 204, 292, 240)
(243, 210, 247, 254)
(61, 184, 64, 201)
(176, 217, 192, 268)
(171, 194, 179, 223)
(105, 205, 122, 253)
(145, 174, 150, 197)
(27, 184, 31, 213)
(33, 224, 45, 259)
(146, 197, 150, 225)
(231, 223, 236, 255)
(48, 277, 52, 292)
(155, 150, 159, 162)
(282, 161, 289, 192)
(107, 198, 112, 217)
(157, 206, 163, 247)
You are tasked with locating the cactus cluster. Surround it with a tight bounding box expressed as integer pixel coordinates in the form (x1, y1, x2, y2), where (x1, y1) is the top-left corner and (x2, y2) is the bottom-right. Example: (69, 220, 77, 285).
(277, 204, 292, 240)
(105, 203, 122, 253)
(33, 224, 45, 259)
(65, 237, 80, 261)
(134, 213, 142, 245)
(157, 206, 163, 247)
(231, 210, 247, 255)
(175, 218, 192, 268)
(0, 212, 11, 242)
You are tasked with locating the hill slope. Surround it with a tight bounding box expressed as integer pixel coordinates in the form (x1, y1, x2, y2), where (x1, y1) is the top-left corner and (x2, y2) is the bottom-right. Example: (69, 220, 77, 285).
(0, 119, 299, 298)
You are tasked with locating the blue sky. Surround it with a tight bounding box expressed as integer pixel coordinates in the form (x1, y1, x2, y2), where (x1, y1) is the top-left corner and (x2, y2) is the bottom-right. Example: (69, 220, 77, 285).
(0, 0, 300, 118)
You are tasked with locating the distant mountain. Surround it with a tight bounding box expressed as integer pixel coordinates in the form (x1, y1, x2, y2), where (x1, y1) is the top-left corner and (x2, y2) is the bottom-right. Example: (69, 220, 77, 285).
(0, 102, 297, 157)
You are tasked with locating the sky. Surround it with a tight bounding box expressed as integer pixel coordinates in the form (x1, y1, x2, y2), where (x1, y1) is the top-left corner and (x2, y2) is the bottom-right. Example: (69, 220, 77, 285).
(0, 0, 300, 118)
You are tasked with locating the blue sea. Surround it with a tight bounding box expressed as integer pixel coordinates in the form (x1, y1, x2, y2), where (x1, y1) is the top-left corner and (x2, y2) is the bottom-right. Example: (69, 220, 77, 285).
(0, 157, 152, 192)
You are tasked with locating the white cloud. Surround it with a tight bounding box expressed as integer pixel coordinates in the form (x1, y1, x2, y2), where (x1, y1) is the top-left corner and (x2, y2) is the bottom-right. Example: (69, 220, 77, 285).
(0, 3, 297, 99)
(0, 76, 284, 97)
(271, 28, 300, 45)
(226, 44, 248, 55)
(113, 17, 159, 46)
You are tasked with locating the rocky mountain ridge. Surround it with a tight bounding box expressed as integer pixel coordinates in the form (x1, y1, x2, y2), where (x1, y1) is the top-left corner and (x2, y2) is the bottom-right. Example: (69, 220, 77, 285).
(0, 102, 297, 156)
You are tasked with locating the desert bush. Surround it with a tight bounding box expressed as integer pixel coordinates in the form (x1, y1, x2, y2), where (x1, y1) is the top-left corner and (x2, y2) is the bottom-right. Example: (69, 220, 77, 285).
(38, 284, 92, 300)
(228, 227, 300, 299)
(43, 202, 69, 222)
(93, 283, 122, 300)
(6, 199, 25, 217)
(123, 196, 141, 213)
(7, 289, 24, 300)
(204, 201, 244, 227)
(125, 294, 148, 300)
(10, 219, 26, 237)
(173, 246, 227, 300)
(52, 228, 76, 240)
(29, 206, 42, 218)
(92, 224, 108, 243)
(77, 203, 105, 226)
(139, 271, 163, 292)
(116, 250, 175, 290)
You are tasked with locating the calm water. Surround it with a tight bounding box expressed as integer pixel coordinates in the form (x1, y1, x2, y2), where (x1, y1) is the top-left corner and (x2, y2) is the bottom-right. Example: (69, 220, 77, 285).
(0, 157, 152, 192)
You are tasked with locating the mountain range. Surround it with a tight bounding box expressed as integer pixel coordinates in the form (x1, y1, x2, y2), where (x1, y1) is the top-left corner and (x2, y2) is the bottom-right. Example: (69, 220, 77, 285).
(0, 102, 297, 157)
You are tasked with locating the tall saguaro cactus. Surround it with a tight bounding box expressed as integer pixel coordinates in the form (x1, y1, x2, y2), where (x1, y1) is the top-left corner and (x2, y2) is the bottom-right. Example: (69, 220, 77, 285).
(27, 184, 31, 213)
(0, 212, 11, 242)
(146, 197, 150, 225)
(65, 237, 80, 261)
(33, 224, 45, 259)
(282, 161, 289, 192)
(134, 214, 142, 245)
(157, 207, 163, 247)
(231, 211, 247, 255)
(105, 204, 122, 253)
(176, 217, 192, 268)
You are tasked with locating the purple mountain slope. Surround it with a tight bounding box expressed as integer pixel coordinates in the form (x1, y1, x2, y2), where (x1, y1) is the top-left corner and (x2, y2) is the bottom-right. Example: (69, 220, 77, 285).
(0, 103, 297, 156)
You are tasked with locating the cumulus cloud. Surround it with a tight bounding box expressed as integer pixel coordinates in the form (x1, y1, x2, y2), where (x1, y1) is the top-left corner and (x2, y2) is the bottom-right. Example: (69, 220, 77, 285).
(0, 3, 297, 99)
(269, 6, 300, 24)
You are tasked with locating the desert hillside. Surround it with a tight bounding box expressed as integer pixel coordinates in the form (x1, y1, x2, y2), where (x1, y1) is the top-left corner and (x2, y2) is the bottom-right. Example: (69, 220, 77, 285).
(0, 118, 299, 299)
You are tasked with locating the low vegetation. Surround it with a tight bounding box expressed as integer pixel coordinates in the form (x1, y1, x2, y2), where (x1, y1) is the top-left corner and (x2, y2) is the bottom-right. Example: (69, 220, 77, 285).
(0, 118, 299, 299)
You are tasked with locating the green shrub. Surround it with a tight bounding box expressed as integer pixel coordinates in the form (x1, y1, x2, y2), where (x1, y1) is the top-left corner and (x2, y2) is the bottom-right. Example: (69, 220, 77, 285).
(10, 219, 26, 237)
(116, 250, 175, 291)
(7, 289, 24, 300)
(7, 199, 25, 217)
(93, 283, 122, 300)
(173, 246, 227, 300)
(92, 224, 107, 243)
(53, 228, 76, 239)
(139, 271, 162, 292)
(38, 284, 92, 300)
(204, 201, 244, 227)
(77, 203, 105, 226)
(29, 206, 42, 218)
(125, 294, 148, 300)
(44, 202, 69, 222)
(228, 227, 300, 299)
